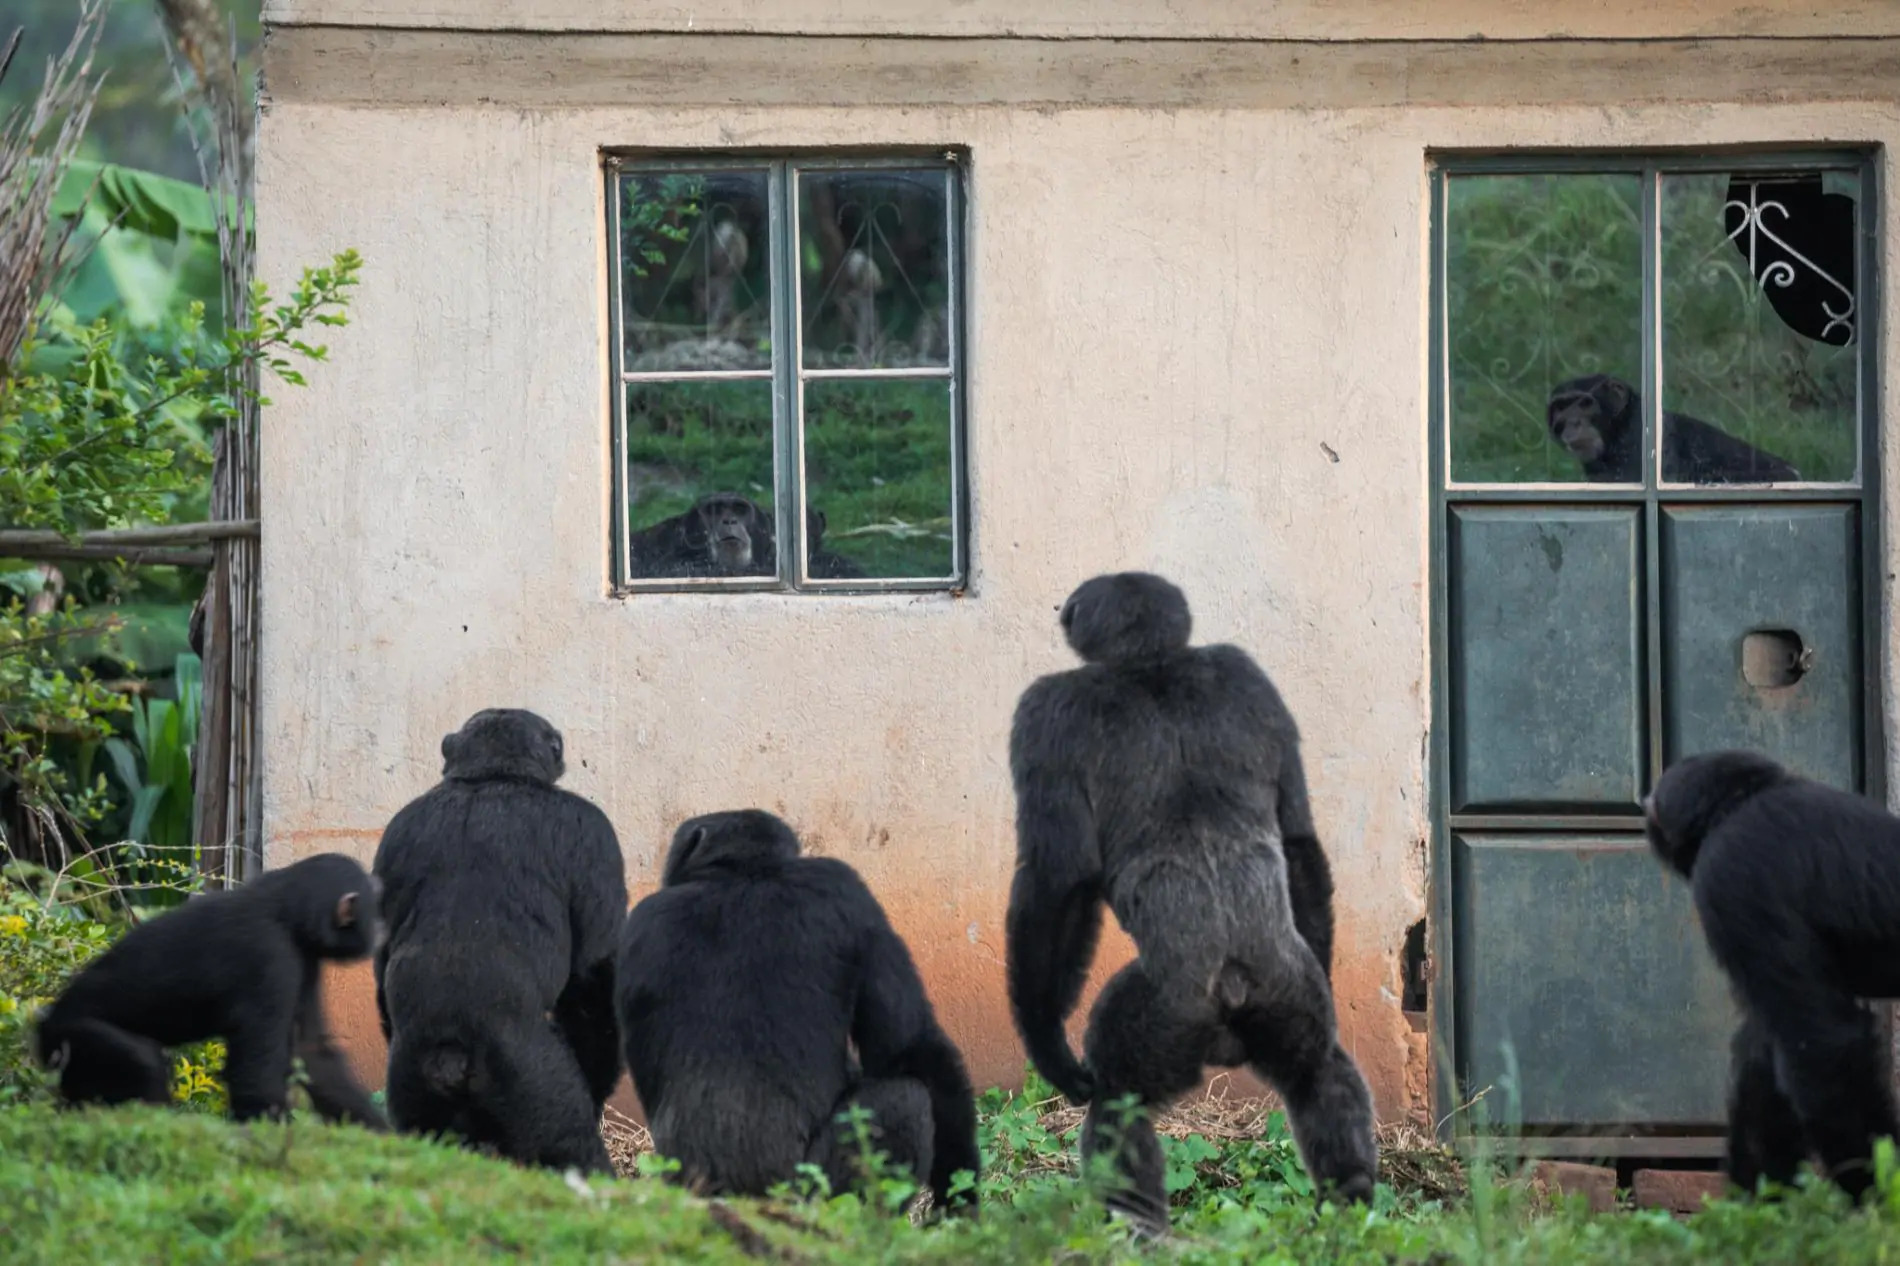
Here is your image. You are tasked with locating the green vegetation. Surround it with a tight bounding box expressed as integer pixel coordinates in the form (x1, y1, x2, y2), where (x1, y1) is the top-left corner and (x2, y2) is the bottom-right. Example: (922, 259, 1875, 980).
(4, 1099, 1900, 1264)
(12, 889, 1898, 1263)
(1446, 170, 1859, 484)
(627, 378, 955, 579)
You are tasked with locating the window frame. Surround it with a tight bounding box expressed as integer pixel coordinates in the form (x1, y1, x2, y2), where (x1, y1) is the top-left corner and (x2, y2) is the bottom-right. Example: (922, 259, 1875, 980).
(1424, 146, 1885, 1144)
(604, 149, 971, 596)
(1436, 149, 1873, 496)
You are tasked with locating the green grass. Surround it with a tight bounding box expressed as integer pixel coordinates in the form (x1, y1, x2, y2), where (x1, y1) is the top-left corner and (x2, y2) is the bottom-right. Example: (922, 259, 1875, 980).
(6, 1100, 1900, 1264)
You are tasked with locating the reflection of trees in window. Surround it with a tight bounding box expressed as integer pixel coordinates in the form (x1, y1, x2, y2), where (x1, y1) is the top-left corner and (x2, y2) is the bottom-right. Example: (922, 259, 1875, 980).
(1447, 174, 1643, 483)
(611, 158, 964, 591)
(800, 171, 951, 370)
(1445, 163, 1862, 486)
(1664, 173, 1857, 483)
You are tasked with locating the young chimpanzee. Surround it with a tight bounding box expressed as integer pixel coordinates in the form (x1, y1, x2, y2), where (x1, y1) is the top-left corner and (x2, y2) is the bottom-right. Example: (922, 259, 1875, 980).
(36, 852, 387, 1129)
(616, 810, 980, 1214)
(1645, 749, 1900, 1200)
(373, 707, 628, 1174)
(1007, 572, 1376, 1232)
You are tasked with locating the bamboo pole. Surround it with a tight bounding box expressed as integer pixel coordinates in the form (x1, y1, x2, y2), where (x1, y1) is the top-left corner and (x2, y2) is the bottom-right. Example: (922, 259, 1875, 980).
(159, 0, 259, 886)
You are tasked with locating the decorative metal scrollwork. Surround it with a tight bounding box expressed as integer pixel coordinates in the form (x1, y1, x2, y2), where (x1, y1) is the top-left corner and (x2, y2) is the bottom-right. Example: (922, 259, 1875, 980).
(1723, 177, 1856, 347)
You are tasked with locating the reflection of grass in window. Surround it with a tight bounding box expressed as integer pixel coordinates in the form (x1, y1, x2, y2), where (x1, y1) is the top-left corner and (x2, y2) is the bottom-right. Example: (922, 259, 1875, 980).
(805, 380, 954, 579)
(1447, 171, 1860, 484)
(625, 383, 775, 529)
(1446, 174, 1642, 483)
(1661, 177, 1858, 483)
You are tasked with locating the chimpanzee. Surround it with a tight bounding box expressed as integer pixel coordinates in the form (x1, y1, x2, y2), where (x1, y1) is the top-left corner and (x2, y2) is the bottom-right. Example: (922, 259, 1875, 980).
(373, 708, 628, 1174)
(616, 810, 980, 1214)
(1644, 749, 1900, 1200)
(1007, 572, 1376, 1231)
(1546, 374, 1801, 484)
(35, 852, 387, 1130)
(628, 492, 773, 579)
(804, 507, 866, 580)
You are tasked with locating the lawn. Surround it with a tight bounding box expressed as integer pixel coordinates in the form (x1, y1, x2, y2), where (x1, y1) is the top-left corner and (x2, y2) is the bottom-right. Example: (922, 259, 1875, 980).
(5, 1090, 1900, 1265)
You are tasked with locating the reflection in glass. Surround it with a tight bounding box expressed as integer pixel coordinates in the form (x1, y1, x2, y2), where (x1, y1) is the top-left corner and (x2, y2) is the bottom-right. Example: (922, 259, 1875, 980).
(1446, 173, 1643, 484)
(1660, 173, 1858, 485)
(620, 169, 772, 373)
(625, 382, 775, 580)
(802, 380, 953, 580)
(799, 169, 950, 370)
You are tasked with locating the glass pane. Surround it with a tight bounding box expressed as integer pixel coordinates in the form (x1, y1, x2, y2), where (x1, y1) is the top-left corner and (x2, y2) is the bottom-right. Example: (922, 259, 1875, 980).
(620, 169, 772, 372)
(1660, 172, 1858, 485)
(1446, 173, 1643, 484)
(798, 168, 950, 369)
(802, 380, 954, 580)
(625, 381, 776, 581)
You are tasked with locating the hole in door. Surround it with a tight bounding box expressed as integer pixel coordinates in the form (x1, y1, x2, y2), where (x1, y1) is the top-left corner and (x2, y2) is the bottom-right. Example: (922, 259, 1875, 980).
(1401, 918, 1429, 1024)
(1740, 629, 1811, 690)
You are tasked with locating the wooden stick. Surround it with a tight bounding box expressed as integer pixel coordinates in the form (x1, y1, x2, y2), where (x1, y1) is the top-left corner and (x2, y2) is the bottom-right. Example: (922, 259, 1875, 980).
(0, 520, 258, 550)
(0, 542, 213, 567)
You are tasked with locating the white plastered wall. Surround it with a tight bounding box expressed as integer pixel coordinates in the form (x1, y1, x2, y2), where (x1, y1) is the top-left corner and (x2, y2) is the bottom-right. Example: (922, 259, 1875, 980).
(255, 72, 1900, 1115)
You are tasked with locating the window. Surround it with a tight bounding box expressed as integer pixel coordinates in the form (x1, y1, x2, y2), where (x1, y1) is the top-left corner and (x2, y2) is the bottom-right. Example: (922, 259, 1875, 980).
(607, 153, 967, 592)
(1443, 159, 1864, 489)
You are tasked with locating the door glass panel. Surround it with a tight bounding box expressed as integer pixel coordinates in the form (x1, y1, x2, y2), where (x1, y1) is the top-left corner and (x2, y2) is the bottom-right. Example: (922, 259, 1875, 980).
(1446, 173, 1644, 485)
(1659, 172, 1859, 485)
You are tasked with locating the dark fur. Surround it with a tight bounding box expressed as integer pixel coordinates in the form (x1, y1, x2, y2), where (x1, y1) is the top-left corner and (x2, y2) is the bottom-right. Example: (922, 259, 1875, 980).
(629, 492, 774, 579)
(373, 708, 627, 1173)
(803, 507, 867, 580)
(36, 852, 387, 1130)
(1547, 374, 1801, 484)
(1006, 572, 1374, 1231)
(1645, 749, 1900, 1200)
(616, 810, 979, 1213)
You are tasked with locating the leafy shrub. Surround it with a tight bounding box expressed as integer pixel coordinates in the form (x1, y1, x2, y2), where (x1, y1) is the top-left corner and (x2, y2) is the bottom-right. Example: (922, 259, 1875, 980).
(0, 858, 222, 1111)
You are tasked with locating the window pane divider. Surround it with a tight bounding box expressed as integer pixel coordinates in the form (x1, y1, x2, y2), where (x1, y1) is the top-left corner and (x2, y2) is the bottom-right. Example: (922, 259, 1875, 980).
(798, 366, 953, 380)
(620, 369, 773, 383)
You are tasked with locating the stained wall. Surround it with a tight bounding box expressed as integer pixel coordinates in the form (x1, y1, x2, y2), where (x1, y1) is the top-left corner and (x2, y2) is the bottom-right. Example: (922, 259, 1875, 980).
(255, 1, 1900, 1119)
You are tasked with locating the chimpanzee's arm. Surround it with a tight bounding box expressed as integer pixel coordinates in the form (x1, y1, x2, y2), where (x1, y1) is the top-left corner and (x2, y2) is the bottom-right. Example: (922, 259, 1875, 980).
(555, 798, 630, 1108)
(293, 968, 388, 1131)
(1005, 761, 1103, 1107)
(1275, 741, 1336, 977)
(848, 887, 981, 1215)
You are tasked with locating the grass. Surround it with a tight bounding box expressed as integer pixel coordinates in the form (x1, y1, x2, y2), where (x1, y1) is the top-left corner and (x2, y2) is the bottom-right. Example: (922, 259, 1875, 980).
(6, 1089, 1900, 1264)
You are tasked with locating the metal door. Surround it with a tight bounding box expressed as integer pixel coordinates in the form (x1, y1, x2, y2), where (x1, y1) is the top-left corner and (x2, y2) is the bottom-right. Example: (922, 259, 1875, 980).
(1428, 155, 1879, 1152)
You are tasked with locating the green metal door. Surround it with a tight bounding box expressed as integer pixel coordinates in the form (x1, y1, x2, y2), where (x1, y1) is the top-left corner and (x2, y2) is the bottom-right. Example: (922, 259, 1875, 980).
(1429, 156, 1880, 1151)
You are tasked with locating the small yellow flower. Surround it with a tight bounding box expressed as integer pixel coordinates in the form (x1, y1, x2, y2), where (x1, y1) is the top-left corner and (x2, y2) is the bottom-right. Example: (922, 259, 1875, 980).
(0, 915, 26, 936)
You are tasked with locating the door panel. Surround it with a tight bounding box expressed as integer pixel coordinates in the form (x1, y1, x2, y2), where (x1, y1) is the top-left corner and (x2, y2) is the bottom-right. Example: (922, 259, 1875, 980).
(1452, 832, 1738, 1127)
(1660, 504, 1862, 791)
(1449, 507, 1646, 813)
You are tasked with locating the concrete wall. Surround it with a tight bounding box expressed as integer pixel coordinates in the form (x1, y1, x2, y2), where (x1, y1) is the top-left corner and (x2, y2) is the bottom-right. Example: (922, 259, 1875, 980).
(254, 5, 1900, 1121)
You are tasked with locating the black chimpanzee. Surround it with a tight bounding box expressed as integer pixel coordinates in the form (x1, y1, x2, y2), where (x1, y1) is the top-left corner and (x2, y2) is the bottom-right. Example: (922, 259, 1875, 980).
(616, 810, 980, 1214)
(1645, 749, 1900, 1200)
(36, 852, 387, 1129)
(1006, 572, 1376, 1231)
(373, 707, 628, 1174)
(628, 492, 773, 579)
(1546, 374, 1801, 484)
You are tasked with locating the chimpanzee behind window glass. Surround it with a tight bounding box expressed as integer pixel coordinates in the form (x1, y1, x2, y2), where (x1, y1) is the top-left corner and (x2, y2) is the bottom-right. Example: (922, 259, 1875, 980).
(1546, 374, 1801, 484)
(373, 708, 628, 1174)
(36, 852, 387, 1130)
(1645, 749, 1900, 1200)
(1006, 572, 1376, 1233)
